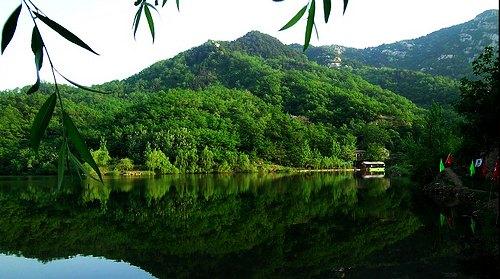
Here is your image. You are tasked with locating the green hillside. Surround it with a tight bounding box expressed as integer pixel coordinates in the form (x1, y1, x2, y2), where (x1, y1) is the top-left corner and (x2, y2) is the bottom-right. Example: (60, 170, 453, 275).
(0, 32, 424, 175)
(351, 67, 460, 107)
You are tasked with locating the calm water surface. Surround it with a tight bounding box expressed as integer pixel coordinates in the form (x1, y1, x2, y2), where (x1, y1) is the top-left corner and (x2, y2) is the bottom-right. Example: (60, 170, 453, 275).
(0, 174, 495, 278)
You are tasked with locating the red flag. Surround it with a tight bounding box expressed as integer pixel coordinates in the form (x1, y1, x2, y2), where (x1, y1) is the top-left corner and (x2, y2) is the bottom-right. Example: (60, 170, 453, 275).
(493, 160, 500, 182)
(445, 153, 453, 167)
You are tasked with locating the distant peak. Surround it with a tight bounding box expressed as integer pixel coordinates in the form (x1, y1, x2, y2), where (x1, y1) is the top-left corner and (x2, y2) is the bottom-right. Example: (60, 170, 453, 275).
(238, 30, 282, 43)
(474, 9, 498, 20)
(230, 30, 303, 59)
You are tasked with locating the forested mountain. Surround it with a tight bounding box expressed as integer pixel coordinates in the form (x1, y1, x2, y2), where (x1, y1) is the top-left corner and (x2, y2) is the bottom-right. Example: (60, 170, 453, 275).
(296, 10, 499, 79)
(123, 31, 419, 124)
(0, 31, 425, 175)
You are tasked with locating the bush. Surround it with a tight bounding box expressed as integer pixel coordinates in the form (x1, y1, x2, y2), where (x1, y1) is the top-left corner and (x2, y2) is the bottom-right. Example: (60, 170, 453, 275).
(146, 148, 179, 174)
(236, 154, 257, 172)
(92, 140, 112, 167)
(115, 158, 134, 172)
(217, 160, 232, 173)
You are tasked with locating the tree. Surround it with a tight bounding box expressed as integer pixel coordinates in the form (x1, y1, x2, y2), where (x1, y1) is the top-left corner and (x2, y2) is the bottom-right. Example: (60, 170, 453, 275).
(365, 143, 390, 162)
(457, 46, 500, 153)
(91, 140, 112, 168)
(199, 146, 215, 173)
(145, 148, 178, 174)
(115, 158, 134, 172)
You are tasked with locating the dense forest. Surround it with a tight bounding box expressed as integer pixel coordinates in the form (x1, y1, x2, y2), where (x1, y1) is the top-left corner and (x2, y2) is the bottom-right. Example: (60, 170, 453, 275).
(0, 29, 496, 179)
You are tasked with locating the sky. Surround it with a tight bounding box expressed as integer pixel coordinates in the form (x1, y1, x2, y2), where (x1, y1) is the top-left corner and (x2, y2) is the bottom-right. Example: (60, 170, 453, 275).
(0, 0, 498, 90)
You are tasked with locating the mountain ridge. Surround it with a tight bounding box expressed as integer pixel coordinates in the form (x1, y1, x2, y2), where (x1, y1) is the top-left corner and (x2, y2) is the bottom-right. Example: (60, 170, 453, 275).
(297, 9, 499, 78)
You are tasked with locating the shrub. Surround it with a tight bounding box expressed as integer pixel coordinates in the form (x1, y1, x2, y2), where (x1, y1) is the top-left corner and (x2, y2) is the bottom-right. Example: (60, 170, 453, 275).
(146, 148, 179, 174)
(115, 158, 134, 172)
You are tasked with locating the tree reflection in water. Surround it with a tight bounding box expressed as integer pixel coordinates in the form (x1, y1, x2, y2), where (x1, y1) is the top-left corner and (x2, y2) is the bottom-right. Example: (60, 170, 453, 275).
(0, 174, 471, 278)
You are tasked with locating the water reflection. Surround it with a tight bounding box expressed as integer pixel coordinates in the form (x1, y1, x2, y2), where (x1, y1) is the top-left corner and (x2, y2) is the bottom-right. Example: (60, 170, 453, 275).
(0, 174, 454, 278)
(77, 173, 391, 204)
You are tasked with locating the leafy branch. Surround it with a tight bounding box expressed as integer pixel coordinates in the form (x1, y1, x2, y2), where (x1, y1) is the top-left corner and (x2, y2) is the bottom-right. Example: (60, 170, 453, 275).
(132, 0, 350, 49)
(277, 0, 349, 51)
(1, 0, 104, 187)
(133, 0, 177, 42)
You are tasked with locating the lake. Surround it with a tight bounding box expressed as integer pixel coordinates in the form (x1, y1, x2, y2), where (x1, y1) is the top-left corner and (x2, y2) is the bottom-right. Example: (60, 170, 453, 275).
(0, 174, 496, 278)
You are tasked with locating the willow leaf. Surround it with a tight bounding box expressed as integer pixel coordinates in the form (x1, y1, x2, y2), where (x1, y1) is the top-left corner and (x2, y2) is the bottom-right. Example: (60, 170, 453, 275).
(144, 4, 155, 42)
(56, 70, 108, 94)
(34, 12, 99, 55)
(1, 4, 22, 54)
(68, 151, 85, 180)
(133, 5, 143, 38)
(343, 0, 349, 14)
(58, 142, 68, 189)
(280, 4, 308, 31)
(26, 77, 40, 94)
(304, 0, 315, 51)
(323, 0, 331, 23)
(31, 26, 44, 71)
(30, 93, 57, 151)
(63, 112, 103, 182)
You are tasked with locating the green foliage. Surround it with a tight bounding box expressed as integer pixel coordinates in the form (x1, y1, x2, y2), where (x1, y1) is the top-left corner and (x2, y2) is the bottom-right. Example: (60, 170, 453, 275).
(352, 67, 460, 107)
(366, 143, 390, 161)
(457, 46, 499, 152)
(236, 154, 257, 173)
(145, 148, 179, 174)
(1, 4, 22, 54)
(398, 104, 463, 178)
(91, 140, 112, 167)
(175, 148, 198, 173)
(217, 160, 232, 173)
(199, 146, 215, 173)
(114, 158, 134, 172)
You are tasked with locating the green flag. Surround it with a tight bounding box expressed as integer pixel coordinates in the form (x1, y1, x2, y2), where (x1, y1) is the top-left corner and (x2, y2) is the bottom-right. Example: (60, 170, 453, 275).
(439, 159, 445, 172)
(469, 160, 475, 176)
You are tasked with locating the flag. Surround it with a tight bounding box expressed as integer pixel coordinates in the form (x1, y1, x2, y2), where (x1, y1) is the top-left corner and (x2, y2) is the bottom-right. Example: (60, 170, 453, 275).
(439, 159, 445, 172)
(469, 160, 475, 177)
(445, 153, 453, 167)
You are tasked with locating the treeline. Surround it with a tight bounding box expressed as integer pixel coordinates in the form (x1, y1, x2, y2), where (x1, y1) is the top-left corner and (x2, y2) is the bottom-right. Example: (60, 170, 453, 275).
(0, 86, 361, 175)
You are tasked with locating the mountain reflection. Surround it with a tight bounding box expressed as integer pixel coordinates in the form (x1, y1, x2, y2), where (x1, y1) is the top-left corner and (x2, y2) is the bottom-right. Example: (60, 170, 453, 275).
(0, 174, 419, 278)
